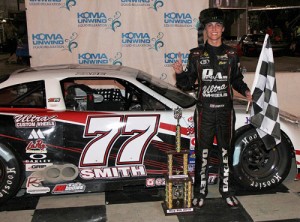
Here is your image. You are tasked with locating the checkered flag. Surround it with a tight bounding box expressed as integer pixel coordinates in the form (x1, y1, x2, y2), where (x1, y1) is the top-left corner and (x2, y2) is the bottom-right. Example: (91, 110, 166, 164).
(250, 34, 281, 150)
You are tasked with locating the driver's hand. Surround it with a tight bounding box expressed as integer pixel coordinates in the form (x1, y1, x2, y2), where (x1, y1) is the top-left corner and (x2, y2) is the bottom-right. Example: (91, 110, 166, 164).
(245, 90, 252, 102)
(172, 52, 183, 74)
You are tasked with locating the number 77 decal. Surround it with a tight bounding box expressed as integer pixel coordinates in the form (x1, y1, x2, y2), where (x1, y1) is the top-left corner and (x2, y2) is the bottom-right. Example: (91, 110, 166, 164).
(79, 114, 160, 168)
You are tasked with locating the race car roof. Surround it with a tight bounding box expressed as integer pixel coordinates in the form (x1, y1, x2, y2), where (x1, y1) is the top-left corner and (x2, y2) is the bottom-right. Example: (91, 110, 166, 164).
(0, 64, 142, 87)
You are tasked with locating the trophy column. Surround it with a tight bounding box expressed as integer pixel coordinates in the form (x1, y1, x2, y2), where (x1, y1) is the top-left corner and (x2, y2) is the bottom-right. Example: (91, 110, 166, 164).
(162, 108, 194, 215)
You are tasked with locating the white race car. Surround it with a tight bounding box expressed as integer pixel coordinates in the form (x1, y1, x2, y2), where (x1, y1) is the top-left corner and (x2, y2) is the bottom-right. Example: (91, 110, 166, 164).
(0, 64, 299, 204)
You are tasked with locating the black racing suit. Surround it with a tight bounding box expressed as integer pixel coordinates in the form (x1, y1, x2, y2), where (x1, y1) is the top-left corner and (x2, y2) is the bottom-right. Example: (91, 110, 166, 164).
(176, 42, 250, 199)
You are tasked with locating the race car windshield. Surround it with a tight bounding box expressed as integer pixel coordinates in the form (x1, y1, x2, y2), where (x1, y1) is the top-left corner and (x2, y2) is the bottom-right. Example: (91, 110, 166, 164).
(136, 71, 196, 108)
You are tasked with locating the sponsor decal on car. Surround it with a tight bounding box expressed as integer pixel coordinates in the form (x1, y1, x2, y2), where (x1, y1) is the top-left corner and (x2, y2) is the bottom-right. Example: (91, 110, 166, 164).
(26, 129, 48, 153)
(25, 154, 51, 163)
(52, 182, 86, 194)
(79, 115, 159, 167)
(48, 98, 61, 102)
(190, 136, 195, 150)
(25, 163, 53, 171)
(146, 177, 166, 187)
(26, 139, 48, 153)
(188, 164, 195, 172)
(80, 165, 147, 179)
(188, 150, 195, 164)
(208, 173, 218, 184)
(146, 178, 155, 187)
(26, 176, 50, 194)
(14, 114, 57, 128)
(28, 129, 45, 139)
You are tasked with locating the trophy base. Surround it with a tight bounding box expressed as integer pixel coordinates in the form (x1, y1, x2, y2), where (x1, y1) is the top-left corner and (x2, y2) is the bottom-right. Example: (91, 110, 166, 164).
(161, 202, 194, 215)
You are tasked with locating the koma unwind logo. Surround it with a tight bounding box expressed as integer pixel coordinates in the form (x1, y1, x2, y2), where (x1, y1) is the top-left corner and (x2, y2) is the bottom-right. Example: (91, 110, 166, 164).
(32, 33, 64, 49)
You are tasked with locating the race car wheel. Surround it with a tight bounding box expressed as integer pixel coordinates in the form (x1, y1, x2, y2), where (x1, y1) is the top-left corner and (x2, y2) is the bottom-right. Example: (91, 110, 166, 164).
(0, 143, 23, 204)
(232, 125, 292, 191)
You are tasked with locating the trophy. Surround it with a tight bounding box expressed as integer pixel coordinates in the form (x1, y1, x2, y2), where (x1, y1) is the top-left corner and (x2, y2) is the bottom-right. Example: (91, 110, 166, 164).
(162, 107, 193, 215)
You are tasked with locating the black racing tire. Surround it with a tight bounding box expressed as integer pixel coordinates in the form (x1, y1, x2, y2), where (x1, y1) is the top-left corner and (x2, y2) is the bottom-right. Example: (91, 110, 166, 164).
(0, 143, 23, 204)
(232, 125, 292, 191)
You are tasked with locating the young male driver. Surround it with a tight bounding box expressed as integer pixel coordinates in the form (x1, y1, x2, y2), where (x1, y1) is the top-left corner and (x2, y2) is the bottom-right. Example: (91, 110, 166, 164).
(172, 8, 252, 207)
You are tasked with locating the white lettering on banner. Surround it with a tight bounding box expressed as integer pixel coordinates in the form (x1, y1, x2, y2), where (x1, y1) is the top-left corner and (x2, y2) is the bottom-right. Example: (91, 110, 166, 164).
(79, 115, 160, 167)
(80, 165, 146, 179)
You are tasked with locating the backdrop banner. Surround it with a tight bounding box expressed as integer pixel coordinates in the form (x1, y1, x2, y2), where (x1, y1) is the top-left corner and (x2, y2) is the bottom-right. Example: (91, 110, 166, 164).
(25, 0, 208, 85)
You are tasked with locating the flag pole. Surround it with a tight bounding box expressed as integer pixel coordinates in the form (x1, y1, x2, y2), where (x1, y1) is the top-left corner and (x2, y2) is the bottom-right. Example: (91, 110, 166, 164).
(246, 101, 250, 113)
(245, 34, 269, 113)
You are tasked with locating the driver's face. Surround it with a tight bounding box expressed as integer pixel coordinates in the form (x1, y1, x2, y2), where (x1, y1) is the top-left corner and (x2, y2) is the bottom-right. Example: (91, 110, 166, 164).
(205, 22, 224, 44)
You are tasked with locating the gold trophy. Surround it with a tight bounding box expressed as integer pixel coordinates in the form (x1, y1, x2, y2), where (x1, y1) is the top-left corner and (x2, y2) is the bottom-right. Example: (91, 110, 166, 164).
(162, 107, 193, 215)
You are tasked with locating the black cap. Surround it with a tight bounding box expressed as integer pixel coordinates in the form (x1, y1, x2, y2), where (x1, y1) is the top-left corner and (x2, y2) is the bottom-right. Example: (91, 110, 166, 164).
(199, 8, 224, 26)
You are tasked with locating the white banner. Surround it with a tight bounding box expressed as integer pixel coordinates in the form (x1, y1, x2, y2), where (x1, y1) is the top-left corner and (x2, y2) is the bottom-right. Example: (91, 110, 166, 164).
(25, 0, 208, 85)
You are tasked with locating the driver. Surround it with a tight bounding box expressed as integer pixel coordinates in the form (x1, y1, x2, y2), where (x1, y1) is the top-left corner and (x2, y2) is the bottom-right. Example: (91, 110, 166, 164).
(172, 8, 252, 208)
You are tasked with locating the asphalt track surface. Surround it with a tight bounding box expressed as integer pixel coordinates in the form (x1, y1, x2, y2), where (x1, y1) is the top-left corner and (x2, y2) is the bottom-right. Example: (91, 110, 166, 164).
(0, 54, 299, 222)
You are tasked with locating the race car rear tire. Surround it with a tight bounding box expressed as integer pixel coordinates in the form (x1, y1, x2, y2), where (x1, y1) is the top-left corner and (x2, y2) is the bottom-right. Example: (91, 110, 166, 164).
(0, 143, 23, 204)
(232, 125, 292, 191)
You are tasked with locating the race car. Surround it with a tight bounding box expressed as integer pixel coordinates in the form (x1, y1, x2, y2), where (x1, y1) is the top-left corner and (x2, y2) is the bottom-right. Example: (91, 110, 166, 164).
(0, 64, 299, 204)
